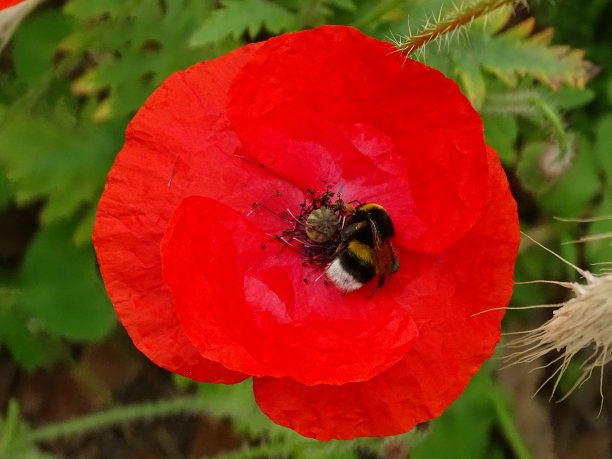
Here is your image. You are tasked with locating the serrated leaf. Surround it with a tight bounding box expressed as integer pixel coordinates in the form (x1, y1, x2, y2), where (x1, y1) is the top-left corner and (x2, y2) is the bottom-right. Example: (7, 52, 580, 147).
(486, 18, 593, 89)
(11, 10, 75, 85)
(63, 0, 126, 19)
(190, 0, 298, 47)
(0, 112, 117, 223)
(19, 222, 115, 341)
(450, 17, 594, 102)
(64, 0, 213, 121)
(478, 3, 513, 34)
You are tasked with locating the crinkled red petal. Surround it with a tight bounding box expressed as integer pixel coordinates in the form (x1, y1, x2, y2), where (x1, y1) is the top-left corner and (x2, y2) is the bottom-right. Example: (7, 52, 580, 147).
(0, 0, 25, 9)
(228, 26, 489, 253)
(161, 196, 419, 386)
(253, 148, 519, 440)
(92, 43, 298, 383)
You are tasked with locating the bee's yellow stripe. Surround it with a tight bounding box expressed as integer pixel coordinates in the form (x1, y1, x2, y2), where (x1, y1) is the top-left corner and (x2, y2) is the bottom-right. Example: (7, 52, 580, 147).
(359, 203, 386, 212)
(347, 240, 374, 265)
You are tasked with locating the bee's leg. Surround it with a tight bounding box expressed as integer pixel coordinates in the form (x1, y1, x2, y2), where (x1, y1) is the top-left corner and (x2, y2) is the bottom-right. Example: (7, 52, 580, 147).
(340, 221, 367, 241)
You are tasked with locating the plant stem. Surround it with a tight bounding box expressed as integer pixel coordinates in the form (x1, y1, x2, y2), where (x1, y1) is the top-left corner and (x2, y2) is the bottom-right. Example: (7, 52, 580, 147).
(489, 391, 533, 459)
(481, 90, 539, 116)
(28, 396, 207, 443)
(215, 442, 292, 459)
(530, 96, 570, 156)
(399, 0, 518, 55)
(0, 400, 20, 455)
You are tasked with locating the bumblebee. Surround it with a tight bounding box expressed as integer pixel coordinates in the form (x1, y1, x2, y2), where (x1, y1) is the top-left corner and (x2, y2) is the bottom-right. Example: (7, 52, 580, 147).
(325, 203, 399, 295)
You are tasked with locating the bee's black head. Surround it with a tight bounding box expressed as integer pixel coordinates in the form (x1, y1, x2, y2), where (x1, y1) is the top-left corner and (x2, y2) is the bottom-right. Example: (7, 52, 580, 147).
(352, 203, 395, 242)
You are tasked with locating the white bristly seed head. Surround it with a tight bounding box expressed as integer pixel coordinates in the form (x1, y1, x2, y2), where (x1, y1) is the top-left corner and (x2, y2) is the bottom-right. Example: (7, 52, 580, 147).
(505, 232, 612, 414)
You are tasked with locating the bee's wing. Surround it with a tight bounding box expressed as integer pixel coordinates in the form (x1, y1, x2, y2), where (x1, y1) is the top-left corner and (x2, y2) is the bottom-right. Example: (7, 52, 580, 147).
(367, 214, 399, 275)
(366, 214, 381, 248)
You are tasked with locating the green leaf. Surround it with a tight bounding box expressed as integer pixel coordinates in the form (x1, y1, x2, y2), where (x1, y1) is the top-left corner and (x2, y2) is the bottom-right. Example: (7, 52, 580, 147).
(0, 400, 55, 459)
(11, 10, 75, 85)
(65, 0, 214, 121)
(584, 192, 612, 266)
(483, 114, 518, 166)
(516, 141, 558, 194)
(63, 0, 127, 19)
(457, 64, 487, 108)
(19, 222, 115, 341)
(0, 168, 14, 211)
(606, 75, 612, 106)
(452, 18, 592, 98)
(197, 380, 369, 458)
(190, 0, 298, 47)
(538, 138, 601, 217)
(0, 112, 117, 224)
(511, 248, 560, 310)
(72, 204, 97, 247)
(197, 380, 295, 441)
(324, 0, 355, 12)
(411, 368, 500, 459)
(547, 86, 595, 110)
(0, 288, 62, 371)
(593, 114, 612, 181)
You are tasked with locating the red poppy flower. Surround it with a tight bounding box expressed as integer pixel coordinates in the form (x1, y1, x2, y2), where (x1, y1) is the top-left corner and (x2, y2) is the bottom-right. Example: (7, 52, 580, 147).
(0, 0, 26, 10)
(93, 25, 519, 440)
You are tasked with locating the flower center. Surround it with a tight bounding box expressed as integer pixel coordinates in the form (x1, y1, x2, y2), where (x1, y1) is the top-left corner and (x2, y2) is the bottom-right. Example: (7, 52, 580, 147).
(273, 186, 353, 268)
(250, 186, 399, 293)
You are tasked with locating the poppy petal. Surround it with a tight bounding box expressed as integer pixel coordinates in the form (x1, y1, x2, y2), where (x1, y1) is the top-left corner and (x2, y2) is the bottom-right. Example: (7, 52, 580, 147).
(93, 42, 293, 383)
(0, 0, 25, 9)
(228, 26, 489, 254)
(252, 148, 519, 439)
(161, 196, 419, 386)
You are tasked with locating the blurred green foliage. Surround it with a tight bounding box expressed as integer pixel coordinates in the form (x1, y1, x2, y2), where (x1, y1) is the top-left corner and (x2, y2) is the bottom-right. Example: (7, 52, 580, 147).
(0, 0, 610, 457)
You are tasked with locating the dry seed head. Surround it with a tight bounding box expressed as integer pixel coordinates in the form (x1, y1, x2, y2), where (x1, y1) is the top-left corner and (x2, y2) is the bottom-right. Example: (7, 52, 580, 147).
(505, 244, 612, 413)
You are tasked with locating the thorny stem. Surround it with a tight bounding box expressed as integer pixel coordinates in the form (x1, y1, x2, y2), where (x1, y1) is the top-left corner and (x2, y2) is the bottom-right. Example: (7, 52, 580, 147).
(483, 90, 567, 141)
(28, 396, 207, 443)
(481, 90, 540, 116)
(398, 0, 521, 55)
(483, 90, 573, 174)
